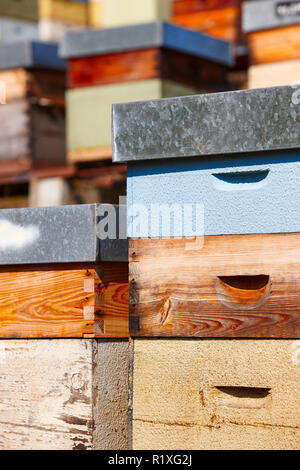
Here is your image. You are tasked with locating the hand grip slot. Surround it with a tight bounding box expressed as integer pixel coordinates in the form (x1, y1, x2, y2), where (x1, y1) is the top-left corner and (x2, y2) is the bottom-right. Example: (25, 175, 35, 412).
(215, 275, 271, 310)
(212, 169, 269, 191)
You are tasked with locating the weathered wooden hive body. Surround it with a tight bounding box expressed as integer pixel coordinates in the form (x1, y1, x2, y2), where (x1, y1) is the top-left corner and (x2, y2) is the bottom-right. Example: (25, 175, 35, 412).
(112, 86, 300, 449)
(60, 20, 246, 163)
(0, 203, 129, 449)
(0, 41, 66, 181)
(243, 0, 300, 87)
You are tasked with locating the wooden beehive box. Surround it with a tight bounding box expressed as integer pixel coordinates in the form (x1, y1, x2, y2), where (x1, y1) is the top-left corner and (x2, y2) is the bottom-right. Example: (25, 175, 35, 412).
(243, 0, 300, 87)
(60, 21, 246, 163)
(172, 0, 244, 43)
(0, 41, 66, 177)
(0, 203, 129, 449)
(112, 85, 300, 339)
(0, 338, 129, 449)
(0, 204, 128, 338)
(88, 0, 171, 29)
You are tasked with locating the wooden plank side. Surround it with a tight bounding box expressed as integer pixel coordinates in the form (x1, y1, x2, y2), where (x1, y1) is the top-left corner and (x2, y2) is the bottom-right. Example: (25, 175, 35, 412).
(0, 339, 93, 450)
(0, 264, 129, 339)
(93, 262, 129, 338)
(248, 25, 300, 64)
(172, 6, 239, 41)
(0, 267, 95, 338)
(38, 0, 88, 24)
(0, 99, 31, 161)
(129, 234, 300, 338)
(68, 49, 161, 88)
(173, 0, 235, 15)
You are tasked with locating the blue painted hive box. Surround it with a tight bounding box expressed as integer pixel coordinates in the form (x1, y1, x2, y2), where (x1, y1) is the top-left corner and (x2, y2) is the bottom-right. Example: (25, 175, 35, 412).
(112, 85, 300, 338)
(113, 85, 300, 238)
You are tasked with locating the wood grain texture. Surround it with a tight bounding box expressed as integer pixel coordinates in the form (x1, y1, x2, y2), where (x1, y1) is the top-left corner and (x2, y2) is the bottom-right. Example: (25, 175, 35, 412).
(0, 339, 129, 450)
(0, 264, 128, 338)
(129, 234, 300, 338)
(68, 48, 246, 91)
(248, 25, 300, 64)
(172, 6, 239, 41)
(0, 68, 65, 105)
(68, 49, 160, 88)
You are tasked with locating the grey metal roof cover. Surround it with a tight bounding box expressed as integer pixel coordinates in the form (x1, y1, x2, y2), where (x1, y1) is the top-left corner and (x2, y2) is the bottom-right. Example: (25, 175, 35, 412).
(0, 18, 39, 43)
(0, 41, 66, 71)
(112, 85, 300, 162)
(60, 21, 234, 66)
(242, 0, 300, 33)
(0, 204, 127, 265)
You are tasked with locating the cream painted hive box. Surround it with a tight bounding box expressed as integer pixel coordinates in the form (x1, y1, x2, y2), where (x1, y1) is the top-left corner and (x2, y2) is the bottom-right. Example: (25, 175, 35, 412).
(88, 0, 171, 28)
(132, 339, 300, 450)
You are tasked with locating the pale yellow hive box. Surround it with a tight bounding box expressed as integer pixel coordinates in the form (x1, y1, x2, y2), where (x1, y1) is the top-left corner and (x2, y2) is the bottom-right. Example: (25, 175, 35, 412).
(132, 339, 300, 450)
(66, 79, 197, 163)
(88, 0, 171, 29)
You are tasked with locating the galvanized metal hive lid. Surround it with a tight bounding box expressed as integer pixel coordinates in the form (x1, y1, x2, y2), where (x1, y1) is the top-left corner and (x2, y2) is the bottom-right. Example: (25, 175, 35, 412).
(0, 204, 128, 265)
(0, 41, 66, 71)
(242, 0, 300, 33)
(60, 21, 234, 66)
(112, 85, 300, 163)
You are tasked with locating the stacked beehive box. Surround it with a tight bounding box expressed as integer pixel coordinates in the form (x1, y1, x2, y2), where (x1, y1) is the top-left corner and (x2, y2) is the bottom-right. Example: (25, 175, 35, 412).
(243, 0, 300, 88)
(0, 40, 68, 207)
(0, 203, 129, 449)
(60, 20, 246, 164)
(112, 85, 300, 449)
